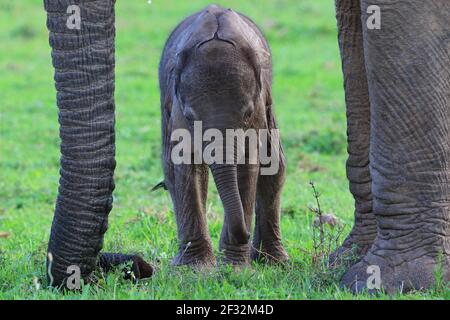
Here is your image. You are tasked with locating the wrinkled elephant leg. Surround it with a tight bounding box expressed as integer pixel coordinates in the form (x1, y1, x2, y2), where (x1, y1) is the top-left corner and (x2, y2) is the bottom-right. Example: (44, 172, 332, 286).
(331, 0, 377, 265)
(44, 0, 152, 287)
(251, 114, 289, 263)
(161, 97, 214, 267)
(342, 0, 450, 293)
(168, 163, 215, 267)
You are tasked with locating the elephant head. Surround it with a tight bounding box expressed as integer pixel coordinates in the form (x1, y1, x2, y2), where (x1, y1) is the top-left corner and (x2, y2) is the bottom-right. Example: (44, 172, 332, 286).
(172, 7, 270, 129)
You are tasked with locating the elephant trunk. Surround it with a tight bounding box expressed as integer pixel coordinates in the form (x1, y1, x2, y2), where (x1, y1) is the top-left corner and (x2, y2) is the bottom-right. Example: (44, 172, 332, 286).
(209, 163, 250, 247)
(45, 0, 116, 286)
(44, 0, 152, 287)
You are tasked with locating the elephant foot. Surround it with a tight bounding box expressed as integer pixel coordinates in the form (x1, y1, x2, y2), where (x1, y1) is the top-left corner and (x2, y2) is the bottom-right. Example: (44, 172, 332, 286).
(341, 245, 450, 294)
(251, 241, 289, 264)
(172, 238, 215, 267)
(329, 214, 377, 267)
(219, 242, 251, 265)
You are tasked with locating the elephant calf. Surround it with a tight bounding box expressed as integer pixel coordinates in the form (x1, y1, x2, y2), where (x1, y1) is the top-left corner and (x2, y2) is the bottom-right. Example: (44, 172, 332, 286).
(158, 5, 288, 265)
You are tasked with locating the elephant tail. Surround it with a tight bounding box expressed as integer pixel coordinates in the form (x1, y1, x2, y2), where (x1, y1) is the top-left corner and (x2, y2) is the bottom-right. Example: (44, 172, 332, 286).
(151, 181, 168, 192)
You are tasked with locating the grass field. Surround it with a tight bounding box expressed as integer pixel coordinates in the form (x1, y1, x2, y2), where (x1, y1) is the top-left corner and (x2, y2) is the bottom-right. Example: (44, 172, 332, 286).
(0, 0, 447, 299)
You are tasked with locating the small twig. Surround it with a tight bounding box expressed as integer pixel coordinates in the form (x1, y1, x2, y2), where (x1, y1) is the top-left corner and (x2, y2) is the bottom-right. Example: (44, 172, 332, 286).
(47, 252, 54, 288)
(307, 181, 347, 271)
(250, 244, 286, 264)
(179, 241, 192, 261)
(309, 181, 325, 259)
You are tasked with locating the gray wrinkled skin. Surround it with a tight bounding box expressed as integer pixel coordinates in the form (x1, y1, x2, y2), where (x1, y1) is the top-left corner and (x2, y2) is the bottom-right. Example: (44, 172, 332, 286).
(335, 0, 450, 293)
(44, 0, 152, 287)
(159, 5, 289, 265)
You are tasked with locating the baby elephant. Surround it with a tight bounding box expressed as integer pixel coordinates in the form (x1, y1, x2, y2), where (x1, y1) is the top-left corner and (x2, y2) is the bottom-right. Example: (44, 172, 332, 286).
(158, 4, 288, 266)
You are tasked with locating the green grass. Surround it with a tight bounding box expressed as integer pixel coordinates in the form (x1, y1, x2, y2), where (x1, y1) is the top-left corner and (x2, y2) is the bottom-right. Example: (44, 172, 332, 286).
(0, 0, 447, 300)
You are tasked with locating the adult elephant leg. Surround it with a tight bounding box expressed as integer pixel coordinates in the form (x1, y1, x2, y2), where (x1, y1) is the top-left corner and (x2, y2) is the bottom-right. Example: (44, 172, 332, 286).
(331, 0, 377, 265)
(342, 0, 450, 293)
(45, 0, 152, 287)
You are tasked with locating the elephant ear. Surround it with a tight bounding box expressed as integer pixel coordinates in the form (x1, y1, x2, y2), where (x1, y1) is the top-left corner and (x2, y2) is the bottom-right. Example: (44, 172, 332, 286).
(171, 10, 218, 104)
(217, 10, 271, 94)
(173, 48, 189, 106)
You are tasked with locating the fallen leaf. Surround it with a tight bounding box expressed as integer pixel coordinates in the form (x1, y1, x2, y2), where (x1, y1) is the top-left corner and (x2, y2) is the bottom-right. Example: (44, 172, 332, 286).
(313, 213, 341, 228)
(0, 232, 10, 238)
